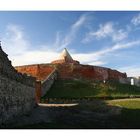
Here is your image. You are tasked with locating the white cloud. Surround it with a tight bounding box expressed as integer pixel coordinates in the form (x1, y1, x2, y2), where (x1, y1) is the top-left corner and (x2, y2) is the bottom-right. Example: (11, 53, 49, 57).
(1, 24, 59, 66)
(82, 22, 128, 43)
(112, 29, 128, 42)
(131, 13, 140, 26)
(83, 22, 113, 42)
(119, 66, 140, 77)
(94, 22, 113, 39)
(88, 61, 106, 66)
(1, 22, 140, 77)
(1, 23, 139, 69)
(57, 14, 88, 50)
(0, 14, 88, 66)
(2, 24, 30, 56)
(12, 51, 59, 66)
(73, 40, 140, 67)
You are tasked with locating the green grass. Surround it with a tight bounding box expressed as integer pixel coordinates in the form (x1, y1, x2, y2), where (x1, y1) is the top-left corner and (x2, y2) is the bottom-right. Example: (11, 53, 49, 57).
(107, 99, 140, 109)
(107, 99, 140, 128)
(41, 79, 140, 100)
(42, 79, 99, 99)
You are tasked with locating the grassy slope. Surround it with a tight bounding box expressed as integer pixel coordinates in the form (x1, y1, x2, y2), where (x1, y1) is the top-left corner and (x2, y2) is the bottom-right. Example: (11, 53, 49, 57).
(42, 79, 140, 99)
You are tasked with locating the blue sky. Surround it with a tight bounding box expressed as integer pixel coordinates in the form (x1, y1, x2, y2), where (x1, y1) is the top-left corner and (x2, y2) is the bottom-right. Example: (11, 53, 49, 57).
(0, 11, 140, 77)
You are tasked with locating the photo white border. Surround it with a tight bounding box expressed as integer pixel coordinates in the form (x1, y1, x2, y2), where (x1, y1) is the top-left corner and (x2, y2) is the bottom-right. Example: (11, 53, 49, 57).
(0, 0, 140, 10)
(0, 130, 140, 140)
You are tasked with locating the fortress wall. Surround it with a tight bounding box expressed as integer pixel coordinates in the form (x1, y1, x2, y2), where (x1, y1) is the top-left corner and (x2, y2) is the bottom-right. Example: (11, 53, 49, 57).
(15, 62, 127, 86)
(108, 69, 127, 80)
(38, 65, 55, 80)
(51, 59, 79, 65)
(15, 62, 127, 82)
(15, 64, 57, 102)
(35, 69, 57, 102)
(41, 69, 57, 97)
(0, 49, 36, 125)
(15, 64, 55, 81)
(56, 64, 126, 81)
(15, 65, 39, 78)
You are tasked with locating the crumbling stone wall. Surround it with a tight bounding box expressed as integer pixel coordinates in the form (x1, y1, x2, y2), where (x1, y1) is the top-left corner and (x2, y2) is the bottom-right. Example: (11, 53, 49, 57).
(0, 47, 36, 125)
(15, 64, 55, 81)
(35, 69, 57, 102)
(41, 69, 57, 97)
(15, 64, 57, 103)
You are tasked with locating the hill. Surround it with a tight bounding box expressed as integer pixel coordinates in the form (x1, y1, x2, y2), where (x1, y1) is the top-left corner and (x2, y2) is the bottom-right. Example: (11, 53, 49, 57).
(41, 79, 140, 100)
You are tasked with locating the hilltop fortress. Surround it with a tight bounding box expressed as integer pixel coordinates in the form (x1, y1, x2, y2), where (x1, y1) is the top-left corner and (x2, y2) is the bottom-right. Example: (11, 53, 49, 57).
(15, 48, 127, 81)
(15, 48, 127, 101)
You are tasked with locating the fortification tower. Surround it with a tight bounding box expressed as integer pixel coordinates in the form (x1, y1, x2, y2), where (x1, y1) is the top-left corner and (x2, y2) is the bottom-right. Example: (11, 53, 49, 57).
(51, 48, 79, 64)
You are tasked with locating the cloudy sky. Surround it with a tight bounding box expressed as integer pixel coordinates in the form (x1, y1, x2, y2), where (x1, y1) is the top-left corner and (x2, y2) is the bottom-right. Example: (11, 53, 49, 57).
(0, 11, 140, 77)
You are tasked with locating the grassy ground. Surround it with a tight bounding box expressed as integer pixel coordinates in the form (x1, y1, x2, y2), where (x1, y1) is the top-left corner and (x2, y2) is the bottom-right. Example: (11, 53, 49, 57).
(42, 79, 140, 100)
(107, 99, 140, 128)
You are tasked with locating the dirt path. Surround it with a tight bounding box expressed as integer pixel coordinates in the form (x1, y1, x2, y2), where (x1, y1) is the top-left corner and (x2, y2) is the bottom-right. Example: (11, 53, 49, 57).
(108, 98, 140, 102)
(38, 103, 78, 107)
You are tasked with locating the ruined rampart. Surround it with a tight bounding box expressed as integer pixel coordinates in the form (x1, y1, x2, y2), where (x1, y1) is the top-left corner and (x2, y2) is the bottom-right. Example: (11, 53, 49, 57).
(15, 62, 127, 82)
(41, 69, 57, 96)
(0, 48, 36, 126)
(55, 63, 127, 81)
(35, 69, 57, 102)
(15, 64, 57, 102)
(15, 64, 55, 81)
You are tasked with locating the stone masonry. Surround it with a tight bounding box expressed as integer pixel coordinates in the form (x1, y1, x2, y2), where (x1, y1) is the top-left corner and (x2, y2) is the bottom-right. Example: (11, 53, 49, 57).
(0, 45, 36, 126)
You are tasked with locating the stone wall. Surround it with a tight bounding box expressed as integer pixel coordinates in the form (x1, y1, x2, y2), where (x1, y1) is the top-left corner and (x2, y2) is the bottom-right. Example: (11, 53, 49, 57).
(15, 64, 57, 103)
(122, 77, 140, 87)
(15, 62, 127, 82)
(35, 69, 57, 102)
(51, 59, 79, 65)
(55, 63, 127, 81)
(0, 47, 36, 125)
(15, 64, 55, 81)
(41, 69, 57, 97)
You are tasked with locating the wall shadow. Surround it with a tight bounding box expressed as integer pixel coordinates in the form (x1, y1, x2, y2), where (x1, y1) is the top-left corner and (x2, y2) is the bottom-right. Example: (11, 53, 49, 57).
(2, 99, 140, 129)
